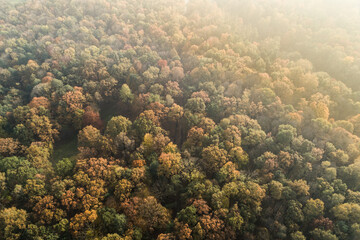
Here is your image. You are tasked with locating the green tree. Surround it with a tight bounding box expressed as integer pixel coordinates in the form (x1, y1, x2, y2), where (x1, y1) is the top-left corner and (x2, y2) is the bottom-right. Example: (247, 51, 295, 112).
(97, 207, 127, 235)
(105, 116, 132, 139)
(310, 228, 338, 240)
(56, 158, 76, 177)
(290, 231, 306, 240)
(119, 84, 134, 103)
(303, 198, 324, 221)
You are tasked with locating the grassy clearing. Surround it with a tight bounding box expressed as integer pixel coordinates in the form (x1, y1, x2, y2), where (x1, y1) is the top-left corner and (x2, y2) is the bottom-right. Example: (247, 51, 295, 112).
(51, 136, 78, 163)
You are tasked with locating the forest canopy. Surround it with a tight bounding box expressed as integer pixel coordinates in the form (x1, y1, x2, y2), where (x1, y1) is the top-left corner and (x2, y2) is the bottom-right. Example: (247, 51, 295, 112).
(1, 0, 360, 239)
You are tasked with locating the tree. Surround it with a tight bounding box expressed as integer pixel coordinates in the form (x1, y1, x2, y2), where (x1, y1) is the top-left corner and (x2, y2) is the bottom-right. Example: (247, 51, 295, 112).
(60, 88, 86, 116)
(26, 142, 53, 174)
(119, 84, 134, 103)
(268, 180, 283, 200)
(198, 214, 227, 240)
(69, 210, 98, 238)
(251, 88, 277, 105)
(13, 106, 59, 144)
(27, 114, 59, 143)
(228, 147, 249, 168)
(121, 196, 170, 235)
(183, 127, 206, 156)
(285, 200, 304, 226)
(114, 179, 133, 202)
(185, 98, 206, 113)
(33, 195, 65, 225)
(76, 158, 112, 182)
(0, 138, 21, 156)
(0, 207, 28, 240)
(350, 114, 360, 137)
(171, 66, 185, 81)
(158, 151, 182, 178)
(28, 97, 50, 109)
(276, 124, 297, 145)
(217, 162, 241, 184)
(290, 231, 306, 240)
(228, 203, 244, 231)
(0, 156, 37, 188)
(177, 206, 198, 227)
(312, 217, 334, 231)
(309, 101, 330, 119)
(113, 132, 135, 158)
(56, 158, 76, 177)
(220, 126, 242, 151)
(332, 203, 360, 224)
(105, 116, 132, 139)
(289, 179, 310, 197)
(143, 66, 160, 82)
(309, 228, 338, 240)
(254, 152, 278, 173)
(24, 177, 46, 197)
(133, 110, 161, 139)
(78, 125, 111, 156)
(303, 199, 324, 221)
(82, 106, 103, 129)
(173, 219, 192, 240)
(101, 233, 124, 240)
(328, 149, 349, 166)
(201, 145, 228, 176)
(97, 207, 127, 235)
(165, 81, 183, 99)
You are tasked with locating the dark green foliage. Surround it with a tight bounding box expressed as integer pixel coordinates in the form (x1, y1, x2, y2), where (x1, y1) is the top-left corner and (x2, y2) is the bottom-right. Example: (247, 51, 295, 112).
(97, 208, 127, 235)
(55, 158, 75, 177)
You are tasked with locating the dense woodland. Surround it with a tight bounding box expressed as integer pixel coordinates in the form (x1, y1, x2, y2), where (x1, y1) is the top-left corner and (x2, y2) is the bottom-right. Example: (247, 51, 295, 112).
(1, 0, 360, 239)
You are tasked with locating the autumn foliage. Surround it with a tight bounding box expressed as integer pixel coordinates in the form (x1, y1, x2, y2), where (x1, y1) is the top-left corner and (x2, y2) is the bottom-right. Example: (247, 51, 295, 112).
(0, 0, 360, 239)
